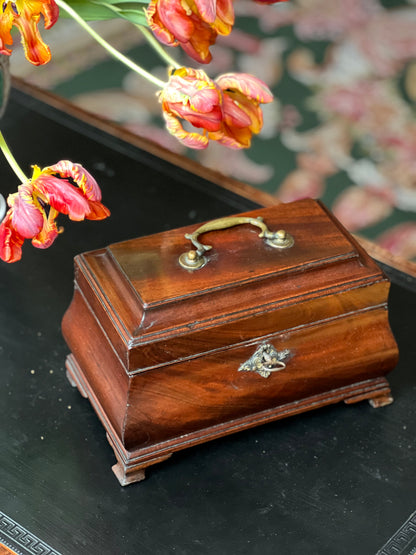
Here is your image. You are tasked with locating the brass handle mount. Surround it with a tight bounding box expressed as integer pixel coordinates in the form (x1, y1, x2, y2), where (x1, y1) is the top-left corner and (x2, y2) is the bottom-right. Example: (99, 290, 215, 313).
(179, 216, 294, 270)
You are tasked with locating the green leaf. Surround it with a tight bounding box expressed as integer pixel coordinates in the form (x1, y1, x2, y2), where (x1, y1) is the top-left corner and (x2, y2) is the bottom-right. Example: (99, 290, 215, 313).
(100, 2, 149, 25)
(60, 0, 117, 20)
(93, 0, 149, 5)
(61, 0, 149, 22)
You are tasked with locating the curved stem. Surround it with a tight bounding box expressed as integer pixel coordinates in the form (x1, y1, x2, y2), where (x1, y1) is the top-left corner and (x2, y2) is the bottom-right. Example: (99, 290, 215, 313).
(0, 55, 11, 120)
(0, 130, 28, 183)
(55, 0, 167, 88)
(137, 24, 181, 69)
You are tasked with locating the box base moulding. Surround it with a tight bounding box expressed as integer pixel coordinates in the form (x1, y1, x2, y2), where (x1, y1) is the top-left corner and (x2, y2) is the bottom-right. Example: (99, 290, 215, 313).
(66, 352, 393, 486)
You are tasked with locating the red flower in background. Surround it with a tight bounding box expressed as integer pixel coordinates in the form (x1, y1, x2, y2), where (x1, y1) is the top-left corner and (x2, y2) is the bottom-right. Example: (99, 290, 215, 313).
(146, 0, 234, 64)
(0, 160, 110, 262)
(159, 67, 273, 150)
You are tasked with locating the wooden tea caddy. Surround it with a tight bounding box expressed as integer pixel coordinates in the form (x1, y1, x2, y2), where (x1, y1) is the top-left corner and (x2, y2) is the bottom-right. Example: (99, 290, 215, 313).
(62, 199, 399, 485)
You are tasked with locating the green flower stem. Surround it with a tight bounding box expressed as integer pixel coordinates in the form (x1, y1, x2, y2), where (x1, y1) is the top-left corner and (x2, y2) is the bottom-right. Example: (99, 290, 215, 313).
(55, 0, 166, 89)
(0, 130, 28, 183)
(137, 24, 181, 69)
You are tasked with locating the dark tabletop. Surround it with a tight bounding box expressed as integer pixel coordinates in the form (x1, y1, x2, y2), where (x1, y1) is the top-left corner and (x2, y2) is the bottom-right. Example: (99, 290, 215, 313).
(0, 87, 415, 555)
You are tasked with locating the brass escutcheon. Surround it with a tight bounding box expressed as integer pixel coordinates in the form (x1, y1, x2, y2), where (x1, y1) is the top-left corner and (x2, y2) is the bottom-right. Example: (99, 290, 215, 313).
(238, 344, 290, 378)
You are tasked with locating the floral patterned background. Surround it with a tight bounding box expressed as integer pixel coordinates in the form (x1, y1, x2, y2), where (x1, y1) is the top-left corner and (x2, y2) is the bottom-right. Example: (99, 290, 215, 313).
(12, 0, 416, 262)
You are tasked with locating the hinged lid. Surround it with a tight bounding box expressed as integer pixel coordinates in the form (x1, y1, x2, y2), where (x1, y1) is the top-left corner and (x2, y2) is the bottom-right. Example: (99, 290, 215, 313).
(74, 199, 387, 372)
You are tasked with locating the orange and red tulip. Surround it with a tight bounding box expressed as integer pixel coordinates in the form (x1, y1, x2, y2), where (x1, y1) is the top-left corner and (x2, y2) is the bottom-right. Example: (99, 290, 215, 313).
(159, 67, 273, 150)
(0, 161, 110, 262)
(146, 0, 234, 64)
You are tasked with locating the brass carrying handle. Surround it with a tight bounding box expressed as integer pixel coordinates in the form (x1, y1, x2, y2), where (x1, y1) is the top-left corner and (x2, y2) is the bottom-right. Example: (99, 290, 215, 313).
(179, 215, 294, 270)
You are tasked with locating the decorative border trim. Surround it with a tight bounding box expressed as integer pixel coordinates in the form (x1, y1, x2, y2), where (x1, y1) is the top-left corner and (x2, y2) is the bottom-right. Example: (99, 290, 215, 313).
(377, 511, 416, 555)
(0, 512, 61, 555)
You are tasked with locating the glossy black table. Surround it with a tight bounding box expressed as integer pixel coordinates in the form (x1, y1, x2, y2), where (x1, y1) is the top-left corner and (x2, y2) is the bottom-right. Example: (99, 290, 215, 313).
(0, 85, 415, 555)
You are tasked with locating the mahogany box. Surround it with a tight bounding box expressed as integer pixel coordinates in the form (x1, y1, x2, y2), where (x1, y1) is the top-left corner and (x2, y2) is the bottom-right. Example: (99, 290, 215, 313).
(62, 199, 399, 485)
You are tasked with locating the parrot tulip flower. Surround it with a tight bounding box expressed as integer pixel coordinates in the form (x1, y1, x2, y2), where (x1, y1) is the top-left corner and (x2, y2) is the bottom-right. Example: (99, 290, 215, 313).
(211, 73, 274, 149)
(146, 0, 234, 64)
(0, 0, 59, 65)
(159, 67, 273, 150)
(0, 161, 110, 263)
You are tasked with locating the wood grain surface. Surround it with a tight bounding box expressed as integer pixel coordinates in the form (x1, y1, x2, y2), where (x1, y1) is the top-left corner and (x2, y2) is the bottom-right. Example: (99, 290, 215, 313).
(62, 200, 399, 485)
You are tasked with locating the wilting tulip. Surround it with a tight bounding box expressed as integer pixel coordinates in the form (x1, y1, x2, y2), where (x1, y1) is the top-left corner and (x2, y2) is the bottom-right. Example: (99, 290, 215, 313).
(0, 0, 59, 65)
(159, 68, 273, 150)
(0, 160, 110, 263)
(146, 0, 234, 64)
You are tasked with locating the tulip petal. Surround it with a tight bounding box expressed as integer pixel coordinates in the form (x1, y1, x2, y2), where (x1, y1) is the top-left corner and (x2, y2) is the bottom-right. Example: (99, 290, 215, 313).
(161, 68, 223, 132)
(45, 160, 102, 201)
(31, 208, 59, 249)
(146, 0, 177, 46)
(226, 91, 264, 132)
(216, 0, 234, 28)
(39, 0, 59, 29)
(165, 70, 221, 114)
(210, 125, 254, 149)
(222, 94, 253, 128)
(0, 0, 59, 64)
(86, 200, 111, 221)
(0, 212, 24, 262)
(13, 9, 51, 65)
(162, 82, 221, 115)
(217, 73, 273, 103)
(181, 25, 215, 64)
(34, 175, 91, 221)
(194, 0, 216, 24)
(164, 111, 209, 149)
(0, 8, 14, 55)
(163, 99, 222, 131)
(157, 0, 195, 42)
(10, 184, 44, 239)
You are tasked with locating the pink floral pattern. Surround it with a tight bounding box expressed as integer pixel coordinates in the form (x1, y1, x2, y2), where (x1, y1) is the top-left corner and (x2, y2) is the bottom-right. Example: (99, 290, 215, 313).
(273, 0, 416, 262)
